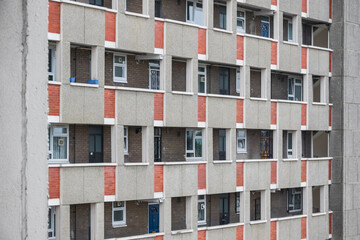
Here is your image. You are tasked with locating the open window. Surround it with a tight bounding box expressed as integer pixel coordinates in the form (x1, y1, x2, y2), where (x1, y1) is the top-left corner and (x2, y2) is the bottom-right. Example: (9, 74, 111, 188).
(283, 15, 295, 42)
(302, 21, 329, 48)
(48, 207, 56, 240)
(214, 0, 227, 30)
(236, 130, 273, 160)
(48, 43, 56, 81)
(271, 188, 303, 218)
(301, 131, 312, 158)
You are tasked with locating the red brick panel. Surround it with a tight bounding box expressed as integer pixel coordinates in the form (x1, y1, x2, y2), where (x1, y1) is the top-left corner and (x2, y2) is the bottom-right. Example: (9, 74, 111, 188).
(329, 0, 332, 19)
(271, 0, 277, 6)
(104, 89, 115, 118)
(154, 236, 163, 240)
(48, 1, 61, 34)
(271, 102, 277, 125)
(301, 160, 307, 183)
(302, 47, 307, 69)
(198, 96, 206, 122)
(198, 230, 206, 240)
(236, 225, 243, 240)
(271, 42, 277, 65)
(329, 52, 332, 73)
(301, 104, 307, 126)
(301, 217, 307, 239)
(198, 164, 206, 190)
(154, 165, 163, 193)
(329, 106, 332, 127)
(155, 21, 164, 49)
(236, 162, 244, 187)
(49, 167, 60, 199)
(198, 29, 207, 55)
(105, 12, 116, 42)
(271, 221, 277, 240)
(48, 84, 60, 116)
(302, 0, 307, 13)
(104, 166, 116, 196)
(329, 159, 332, 181)
(236, 36, 244, 60)
(154, 93, 164, 121)
(236, 99, 244, 124)
(271, 161, 277, 185)
(329, 213, 332, 234)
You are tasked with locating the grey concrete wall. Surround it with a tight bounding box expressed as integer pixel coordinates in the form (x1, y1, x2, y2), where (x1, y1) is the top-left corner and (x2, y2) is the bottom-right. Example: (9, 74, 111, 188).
(207, 30, 237, 64)
(245, 162, 271, 190)
(308, 48, 330, 76)
(208, 98, 236, 128)
(279, 0, 302, 15)
(277, 217, 302, 240)
(277, 103, 302, 130)
(164, 93, 198, 127)
(208, 163, 237, 194)
(164, 164, 198, 197)
(245, 100, 271, 129)
(165, 23, 198, 59)
(307, 104, 330, 131)
(308, 0, 330, 22)
(0, 1, 48, 239)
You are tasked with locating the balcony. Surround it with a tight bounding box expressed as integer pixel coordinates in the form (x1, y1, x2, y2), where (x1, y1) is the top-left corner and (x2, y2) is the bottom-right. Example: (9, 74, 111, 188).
(271, 188, 303, 218)
(236, 130, 273, 160)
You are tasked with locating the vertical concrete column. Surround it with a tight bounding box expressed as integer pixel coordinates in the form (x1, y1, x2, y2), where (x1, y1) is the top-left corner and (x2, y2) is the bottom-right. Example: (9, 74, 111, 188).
(243, 191, 250, 223)
(59, 41, 71, 84)
(227, 128, 236, 161)
(295, 130, 302, 159)
(159, 201, 165, 233)
(163, 197, 172, 236)
(295, 15, 301, 44)
(323, 76, 329, 103)
(56, 205, 70, 240)
(117, 0, 125, 13)
(303, 186, 309, 215)
(187, 58, 197, 93)
(263, 190, 270, 221)
(116, 124, 125, 165)
(202, 0, 209, 27)
(207, 0, 214, 29)
(263, 68, 271, 100)
(162, 55, 172, 92)
(303, 74, 311, 103)
(244, 66, 251, 98)
(142, 126, 154, 164)
(186, 196, 197, 231)
(147, 0, 155, 18)
(273, 9, 280, 41)
(91, 46, 105, 87)
(207, 128, 214, 163)
(273, 129, 281, 160)
(226, 0, 235, 32)
(91, 202, 104, 240)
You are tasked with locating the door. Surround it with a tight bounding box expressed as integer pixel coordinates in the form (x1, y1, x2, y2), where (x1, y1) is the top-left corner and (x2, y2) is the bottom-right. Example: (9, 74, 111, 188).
(219, 194, 229, 225)
(219, 129, 226, 160)
(260, 130, 272, 159)
(148, 204, 160, 233)
(261, 17, 270, 38)
(89, 126, 103, 163)
(219, 68, 229, 95)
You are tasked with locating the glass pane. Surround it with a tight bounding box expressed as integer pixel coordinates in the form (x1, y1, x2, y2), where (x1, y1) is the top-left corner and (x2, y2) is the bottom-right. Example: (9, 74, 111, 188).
(53, 127, 66, 135)
(198, 75, 205, 93)
(295, 85, 302, 101)
(187, 1, 194, 21)
(115, 66, 124, 78)
(89, 135, 95, 152)
(198, 195, 205, 200)
(124, 127, 127, 136)
(195, 139, 202, 157)
(294, 194, 302, 209)
(48, 209, 52, 229)
(187, 152, 194, 157)
(48, 75, 54, 81)
(194, 5, 203, 25)
(114, 201, 124, 208)
(288, 133, 292, 149)
(48, 49, 52, 72)
(198, 67, 205, 73)
(288, 23, 293, 41)
(238, 139, 245, 150)
(124, 138, 127, 151)
(53, 137, 67, 159)
(114, 56, 125, 64)
(150, 70, 160, 90)
(187, 131, 194, 151)
(288, 79, 294, 94)
(195, 130, 202, 137)
(198, 203, 205, 221)
(114, 210, 123, 222)
(95, 135, 102, 152)
(237, 130, 245, 138)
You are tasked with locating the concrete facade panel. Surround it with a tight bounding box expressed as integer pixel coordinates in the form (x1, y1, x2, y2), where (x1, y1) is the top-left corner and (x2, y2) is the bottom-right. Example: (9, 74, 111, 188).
(208, 97, 236, 128)
(165, 23, 198, 59)
(308, 0, 330, 22)
(164, 94, 198, 127)
(84, 8, 105, 45)
(245, 162, 271, 190)
(208, 30, 237, 65)
(245, 100, 271, 129)
(245, 37, 271, 69)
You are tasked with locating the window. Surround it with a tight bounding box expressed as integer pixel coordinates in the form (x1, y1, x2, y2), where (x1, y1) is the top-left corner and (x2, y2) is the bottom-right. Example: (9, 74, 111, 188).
(261, 16, 270, 38)
(186, 129, 202, 160)
(250, 191, 262, 221)
(237, 130, 246, 153)
(237, 10, 245, 33)
(187, 0, 203, 25)
(124, 127, 128, 154)
(236, 69, 241, 94)
(312, 186, 322, 213)
(155, 0, 162, 18)
(283, 17, 293, 42)
(113, 55, 127, 83)
(49, 126, 69, 163)
(288, 77, 302, 101)
(198, 65, 206, 94)
(287, 132, 293, 158)
(48, 45, 56, 81)
(154, 127, 161, 162)
(48, 207, 56, 239)
(302, 23, 312, 45)
(219, 68, 229, 95)
(219, 129, 226, 160)
(149, 61, 160, 90)
(287, 188, 302, 213)
(112, 201, 126, 227)
(250, 68, 262, 98)
(89, 0, 103, 6)
(198, 195, 206, 224)
(235, 192, 240, 214)
(219, 5, 227, 30)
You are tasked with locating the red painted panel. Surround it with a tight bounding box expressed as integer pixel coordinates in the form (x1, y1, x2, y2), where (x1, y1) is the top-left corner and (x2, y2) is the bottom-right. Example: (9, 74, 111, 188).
(271, 161, 277, 185)
(301, 217, 307, 239)
(301, 104, 307, 126)
(49, 167, 60, 199)
(48, 84, 60, 116)
(154, 236, 163, 240)
(198, 230, 206, 240)
(302, 0, 307, 13)
(104, 166, 116, 195)
(301, 160, 307, 183)
(237, 36, 244, 60)
(236, 225, 243, 240)
(198, 29, 207, 55)
(154, 165, 163, 193)
(302, 47, 307, 69)
(271, 42, 277, 65)
(105, 12, 116, 42)
(271, 102, 277, 125)
(236, 99, 244, 124)
(48, 1, 61, 34)
(271, 221, 277, 240)
(271, 0, 277, 6)
(198, 96, 206, 122)
(154, 93, 164, 121)
(198, 164, 206, 190)
(104, 89, 115, 118)
(155, 21, 164, 49)
(236, 162, 244, 187)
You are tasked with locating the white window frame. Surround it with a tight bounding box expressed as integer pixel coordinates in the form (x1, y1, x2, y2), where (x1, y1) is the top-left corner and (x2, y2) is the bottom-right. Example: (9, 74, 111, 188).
(186, 129, 202, 161)
(198, 195, 206, 225)
(288, 20, 293, 42)
(288, 76, 303, 101)
(48, 45, 56, 81)
(124, 127, 128, 155)
(198, 65, 206, 94)
(261, 16, 271, 38)
(48, 207, 56, 240)
(112, 201, 126, 227)
(49, 125, 69, 164)
(235, 192, 241, 214)
(287, 132, 293, 158)
(113, 54, 127, 83)
(236, 130, 247, 153)
(236, 69, 241, 94)
(149, 61, 160, 90)
(287, 188, 302, 213)
(236, 9, 246, 34)
(186, 0, 203, 26)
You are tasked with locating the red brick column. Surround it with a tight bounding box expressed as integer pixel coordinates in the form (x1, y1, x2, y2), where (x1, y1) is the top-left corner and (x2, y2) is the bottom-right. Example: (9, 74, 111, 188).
(198, 230, 206, 240)
(104, 89, 115, 119)
(271, 102, 277, 125)
(236, 225, 243, 240)
(48, 1, 60, 34)
(198, 96, 206, 122)
(302, 47, 307, 70)
(236, 99, 244, 124)
(301, 104, 307, 127)
(154, 93, 164, 121)
(271, 161, 277, 185)
(104, 166, 116, 196)
(236, 162, 244, 187)
(301, 217, 307, 239)
(237, 36, 244, 61)
(155, 21, 164, 49)
(198, 29, 207, 55)
(105, 12, 116, 42)
(271, 42, 277, 65)
(49, 167, 60, 199)
(154, 165, 163, 193)
(198, 164, 206, 190)
(48, 84, 60, 116)
(271, 221, 277, 240)
(301, 160, 307, 183)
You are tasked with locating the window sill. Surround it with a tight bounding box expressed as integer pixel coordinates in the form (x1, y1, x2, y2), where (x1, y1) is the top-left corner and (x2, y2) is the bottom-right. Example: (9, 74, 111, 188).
(241, 159, 278, 163)
(250, 220, 267, 225)
(213, 28, 233, 34)
(104, 85, 165, 94)
(213, 160, 233, 164)
(312, 212, 326, 217)
(272, 99, 306, 104)
(112, 224, 127, 228)
(49, 163, 117, 167)
(171, 229, 193, 235)
(237, 151, 247, 154)
(155, 18, 207, 29)
(250, 97, 268, 102)
(312, 102, 327, 106)
(236, 32, 245, 36)
(113, 232, 165, 240)
(206, 93, 244, 100)
(302, 157, 332, 161)
(200, 222, 244, 231)
(244, 33, 276, 42)
(48, 81, 61, 85)
(124, 162, 149, 166)
(48, 160, 69, 165)
(283, 41, 299, 46)
(124, 11, 150, 19)
(154, 161, 206, 166)
(70, 82, 99, 88)
(301, 44, 333, 52)
(271, 214, 306, 222)
(113, 80, 127, 84)
(282, 158, 299, 162)
(62, 0, 117, 13)
(172, 91, 194, 96)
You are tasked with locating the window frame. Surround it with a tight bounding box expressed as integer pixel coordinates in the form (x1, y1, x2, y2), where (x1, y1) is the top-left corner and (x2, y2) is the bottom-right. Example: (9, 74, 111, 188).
(236, 69, 241, 94)
(236, 130, 247, 153)
(90, 0, 104, 6)
(48, 45, 56, 81)
(48, 207, 56, 239)
(186, 0, 203, 26)
(217, 3, 227, 30)
(112, 201, 126, 227)
(186, 129, 203, 161)
(260, 16, 271, 38)
(198, 65, 207, 94)
(236, 9, 246, 34)
(288, 20, 293, 42)
(48, 125, 69, 164)
(235, 192, 241, 214)
(149, 61, 161, 90)
(124, 127, 128, 155)
(287, 132, 293, 158)
(113, 54, 127, 83)
(287, 188, 302, 214)
(288, 76, 303, 101)
(198, 195, 206, 225)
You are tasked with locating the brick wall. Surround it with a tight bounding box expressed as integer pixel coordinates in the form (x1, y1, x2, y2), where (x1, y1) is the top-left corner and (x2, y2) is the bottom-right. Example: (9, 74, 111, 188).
(236, 162, 244, 187)
(198, 164, 206, 189)
(271, 42, 277, 65)
(236, 99, 244, 124)
(301, 104, 307, 126)
(236, 225, 243, 240)
(48, 1, 60, 34)
(271, 102, 277, 125)
(162, 0, 186, 22)
(71, 47, 91, 83)
(125, 126, 142, 163)
(154, 165, 163, 192)
(104, 166, 116, 195)
(172, 60, 187, 92)
(270, 221, 277, 240)
(70, 204, 91, 240)
(104, 201, 148, 238)
(301, 47, 307, 69)
(155, 21, 164, 49)
(105, 53, 150, 89)
(48, 84, 60, 116)
(69, 125, 111, 163)
(236, 130, 261, 160)
(237, 36, 244, 60)
(162, 128, 186, 162)
(49, 167, 60, 199)
(207, 66, 237, 96)
(154, 93, 164, 121)
(301, 160, 307, 182)
(198, 230, 206, 240)
(271, 189, 303, 218)
(271, 73, 288, 100)
(198, 29, 207, 55)
(207, 193, 239, 226)
(301, 217, 307, 239)
(198, 96, 206, 122)
(212, 128, 220, 160)
(104, 89, 115, 118)
(171, 197, 186, 231)
(105, 12, 116, 42)
(126, 0, 142, 14)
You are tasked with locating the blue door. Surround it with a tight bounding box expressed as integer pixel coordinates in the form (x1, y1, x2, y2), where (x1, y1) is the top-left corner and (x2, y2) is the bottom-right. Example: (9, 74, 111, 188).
(261, 17, 270, 38)
(149, 204, 159, 233)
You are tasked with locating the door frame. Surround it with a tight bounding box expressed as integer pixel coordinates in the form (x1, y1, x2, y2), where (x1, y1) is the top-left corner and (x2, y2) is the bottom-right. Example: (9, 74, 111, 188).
(148, 203, 160, 234)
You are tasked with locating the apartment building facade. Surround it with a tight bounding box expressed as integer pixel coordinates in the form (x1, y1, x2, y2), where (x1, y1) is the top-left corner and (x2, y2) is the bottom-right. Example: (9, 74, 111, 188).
(46, 0, 334, 240)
